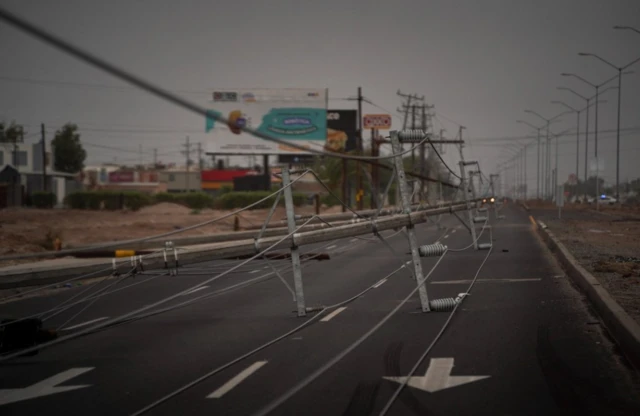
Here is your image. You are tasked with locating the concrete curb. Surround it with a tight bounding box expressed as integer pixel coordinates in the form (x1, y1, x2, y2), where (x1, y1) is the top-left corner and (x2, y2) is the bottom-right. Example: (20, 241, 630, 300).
(535, 219, 640, 371)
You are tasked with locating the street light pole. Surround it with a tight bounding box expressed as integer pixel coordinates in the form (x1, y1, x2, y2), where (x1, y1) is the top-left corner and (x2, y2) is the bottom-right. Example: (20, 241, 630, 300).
(516, 120, 543, 199)
(551, 100, 580, 192)
(562, 71, 629, 203)
(579, 50, 640, 201)
(524, 110, 568, 200)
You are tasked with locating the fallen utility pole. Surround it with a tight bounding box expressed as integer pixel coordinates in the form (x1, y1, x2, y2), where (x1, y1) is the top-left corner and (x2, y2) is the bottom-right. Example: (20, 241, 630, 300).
(0, 202, 482, 288)
(52, 199, 477, 253)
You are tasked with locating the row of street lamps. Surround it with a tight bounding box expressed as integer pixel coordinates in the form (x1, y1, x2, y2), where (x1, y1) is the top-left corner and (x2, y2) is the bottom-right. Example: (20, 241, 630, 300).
(507, 25, 640, 202)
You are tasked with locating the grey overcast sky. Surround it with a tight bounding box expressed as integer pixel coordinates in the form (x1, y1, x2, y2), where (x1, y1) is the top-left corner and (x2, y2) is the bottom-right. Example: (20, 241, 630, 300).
(1, 0, 639, 190)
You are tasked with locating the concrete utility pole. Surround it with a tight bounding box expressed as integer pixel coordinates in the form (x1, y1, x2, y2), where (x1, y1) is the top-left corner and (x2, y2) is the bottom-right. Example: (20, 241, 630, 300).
(181, 136, 192, 192)
(197, 142, 203, 170)
(41, 123, 47, 191)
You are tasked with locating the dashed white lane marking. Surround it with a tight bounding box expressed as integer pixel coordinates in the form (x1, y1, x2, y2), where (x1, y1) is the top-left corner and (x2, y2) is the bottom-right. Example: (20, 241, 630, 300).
(207, 361, 268, 399)
(320, 307, 347, 322)
(61, 317, 109, 331)
(444, 235, 449, 239)
(431, 278, 542, 285)
(452, 229, 457, 234)
(373, 279, 387, 288)
(249, 270, 260, 274)
(183, 286, 209, 295)
(327, 245, 337, 250)
(350, 239, 358, 243)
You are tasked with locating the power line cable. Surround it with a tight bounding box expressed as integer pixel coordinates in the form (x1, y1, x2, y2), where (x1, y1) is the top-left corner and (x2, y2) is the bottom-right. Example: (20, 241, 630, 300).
(0, 8, 435, 164)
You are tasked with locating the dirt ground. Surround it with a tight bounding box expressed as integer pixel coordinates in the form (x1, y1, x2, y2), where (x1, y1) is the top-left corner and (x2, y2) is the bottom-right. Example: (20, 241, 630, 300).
(533, 205, 640, 324)
(0, 203, 343, 267)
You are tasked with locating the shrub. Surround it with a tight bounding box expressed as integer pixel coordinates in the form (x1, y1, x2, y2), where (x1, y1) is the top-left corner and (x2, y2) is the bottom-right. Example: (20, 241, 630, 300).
(64, 191, 152, 211)
(320, 193, 341, 207)
(214, 191, 307, 210)
(123, 191, 152, 211)
(32, 191, 57, 209)
(153, 192, 176, 203)
(174, 192, 214, 210)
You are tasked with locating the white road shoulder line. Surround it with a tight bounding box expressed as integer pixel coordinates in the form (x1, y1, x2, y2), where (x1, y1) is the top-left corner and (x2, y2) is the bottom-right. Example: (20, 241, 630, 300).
(320, 307, 347, 322)
(61, 317, 109, 331)
(207, 361, 268, 399)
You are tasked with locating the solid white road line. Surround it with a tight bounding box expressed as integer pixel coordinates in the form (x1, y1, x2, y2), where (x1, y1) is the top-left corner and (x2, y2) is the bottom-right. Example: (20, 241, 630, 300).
(373, 279, 387, 289)
(327, 245, 337, 250)
(249, 270, 260, 274)
(320, 307, 347, 322)
(207, 361, 268, 399)
(431, 278, 542, 285)
(60, 317, 109, 331)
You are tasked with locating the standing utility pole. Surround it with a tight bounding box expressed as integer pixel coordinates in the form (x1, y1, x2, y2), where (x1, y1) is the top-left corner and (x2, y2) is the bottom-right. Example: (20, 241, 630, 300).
(357, 86, 364, 210)
(181, 136, 192, 192)
(41, 123, 47, 191)
(153, 148, 158, 167)
(196, 142, 203, 170)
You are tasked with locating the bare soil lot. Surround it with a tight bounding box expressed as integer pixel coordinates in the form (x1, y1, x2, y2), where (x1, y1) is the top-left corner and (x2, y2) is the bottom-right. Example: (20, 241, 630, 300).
(531, 204, 640, 324)
(0, 203, 342, 267)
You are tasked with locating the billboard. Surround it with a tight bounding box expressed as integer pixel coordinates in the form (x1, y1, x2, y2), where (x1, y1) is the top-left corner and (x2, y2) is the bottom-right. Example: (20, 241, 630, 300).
(326, 110, 357, 153)
(205, 88, 328, 155)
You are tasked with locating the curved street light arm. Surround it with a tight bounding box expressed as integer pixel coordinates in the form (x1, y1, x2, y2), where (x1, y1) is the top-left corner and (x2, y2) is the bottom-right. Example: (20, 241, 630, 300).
(557, 86, 588, 101)
(524, 109, 549, 123)
(579, 52, 619, 71)
(614, 25, 640, 35)
(516, 119, 543, 130)
(562, 73, 596, 88)
(551, 101, 577, 112)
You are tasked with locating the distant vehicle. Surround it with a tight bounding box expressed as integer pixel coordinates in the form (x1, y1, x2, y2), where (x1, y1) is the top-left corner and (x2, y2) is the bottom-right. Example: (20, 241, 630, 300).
(600, 196, 617, 205)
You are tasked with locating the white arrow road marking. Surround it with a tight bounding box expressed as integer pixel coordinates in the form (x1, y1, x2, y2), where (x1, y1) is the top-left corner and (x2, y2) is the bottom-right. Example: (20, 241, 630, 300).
(61, 317, 109, 331)
(320, 307, 347, 322)
(384, 358, 489, 393)
(207, 361, 267, 399)
(0, 368, 94, 406)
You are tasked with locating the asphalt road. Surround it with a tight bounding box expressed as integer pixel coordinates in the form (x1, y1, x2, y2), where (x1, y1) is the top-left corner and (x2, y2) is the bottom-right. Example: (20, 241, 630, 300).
(1, 204, 640, 416)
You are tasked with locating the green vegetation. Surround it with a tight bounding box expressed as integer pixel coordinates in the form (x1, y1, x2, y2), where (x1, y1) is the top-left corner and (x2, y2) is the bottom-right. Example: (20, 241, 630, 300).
(31, 191, 57, 208)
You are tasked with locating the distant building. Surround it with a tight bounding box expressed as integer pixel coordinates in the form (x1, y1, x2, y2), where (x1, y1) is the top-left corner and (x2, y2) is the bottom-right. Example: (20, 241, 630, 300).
(0, 141, 82, 207)
(200, 169, 254, 193)
(158, 168, 201, 193)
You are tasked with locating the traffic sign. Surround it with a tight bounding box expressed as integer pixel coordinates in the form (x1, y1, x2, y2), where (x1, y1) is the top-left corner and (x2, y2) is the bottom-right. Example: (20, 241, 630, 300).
(363, 114, 392, 130)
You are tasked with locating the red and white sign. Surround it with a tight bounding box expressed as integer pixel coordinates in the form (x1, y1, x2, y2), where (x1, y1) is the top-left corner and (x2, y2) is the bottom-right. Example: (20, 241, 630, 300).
(108, 171, 135, 183)
(363, 114, 392, 130)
